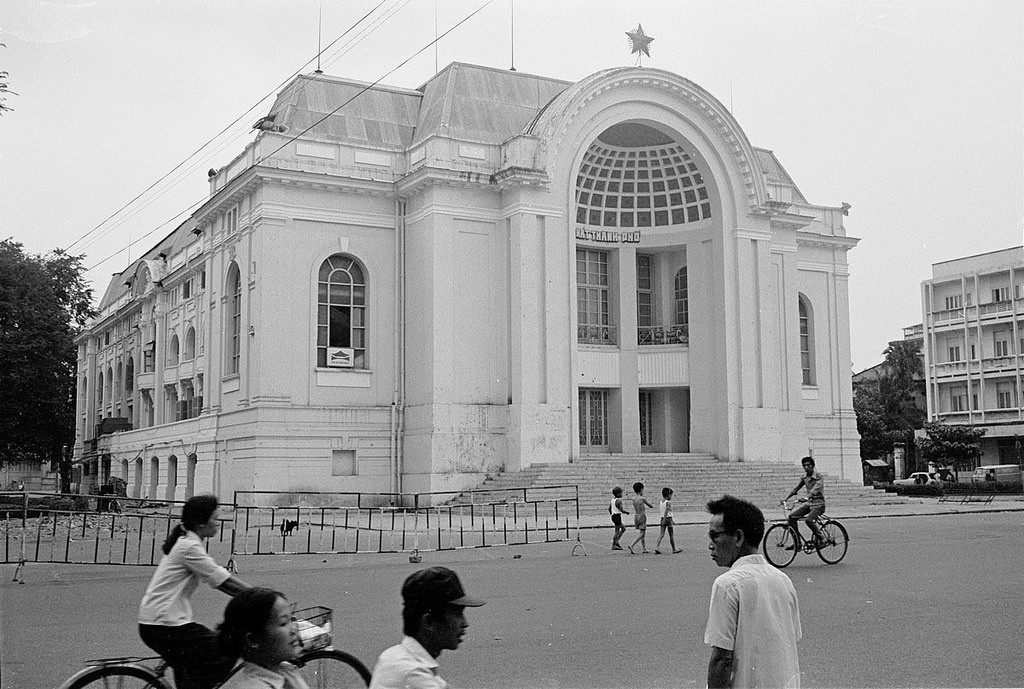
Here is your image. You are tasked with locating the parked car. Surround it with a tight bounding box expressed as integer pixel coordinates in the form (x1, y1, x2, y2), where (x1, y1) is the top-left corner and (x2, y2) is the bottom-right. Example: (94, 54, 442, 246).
(894, 471, 943, 487)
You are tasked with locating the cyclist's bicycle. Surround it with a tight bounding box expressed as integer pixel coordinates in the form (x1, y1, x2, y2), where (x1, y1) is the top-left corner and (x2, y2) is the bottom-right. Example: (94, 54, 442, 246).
(762, 499, 848, 568)
(58, 606, 371, 689)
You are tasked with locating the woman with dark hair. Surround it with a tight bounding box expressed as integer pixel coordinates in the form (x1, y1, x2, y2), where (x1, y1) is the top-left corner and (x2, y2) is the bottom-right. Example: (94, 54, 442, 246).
(138, 494, 250, 689)
(217, 587, 309, 688)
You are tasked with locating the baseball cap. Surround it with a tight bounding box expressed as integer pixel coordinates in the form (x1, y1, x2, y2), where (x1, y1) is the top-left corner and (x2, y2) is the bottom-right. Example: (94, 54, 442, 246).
(401, 566, 485, 608)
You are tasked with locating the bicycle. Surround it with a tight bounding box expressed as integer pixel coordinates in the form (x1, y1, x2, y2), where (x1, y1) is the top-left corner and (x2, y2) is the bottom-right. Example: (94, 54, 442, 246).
(58, 605, 372, 689)
(762, 499, 848, 568)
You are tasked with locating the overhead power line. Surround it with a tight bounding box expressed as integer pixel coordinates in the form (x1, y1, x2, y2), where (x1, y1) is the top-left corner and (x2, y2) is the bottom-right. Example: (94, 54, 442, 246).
(84, 0, 497, 274)
(69, 0, 397, 257)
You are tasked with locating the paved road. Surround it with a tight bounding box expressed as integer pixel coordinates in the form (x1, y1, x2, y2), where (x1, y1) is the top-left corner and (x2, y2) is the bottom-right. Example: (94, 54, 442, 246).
(3, 509, 1024, 688)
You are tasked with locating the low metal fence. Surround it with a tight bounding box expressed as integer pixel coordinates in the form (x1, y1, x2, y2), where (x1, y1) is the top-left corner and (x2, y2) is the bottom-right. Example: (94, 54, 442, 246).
(0, 492, 232, 567)
(230, 485, 581, 557)
(1, 486, 580, 568)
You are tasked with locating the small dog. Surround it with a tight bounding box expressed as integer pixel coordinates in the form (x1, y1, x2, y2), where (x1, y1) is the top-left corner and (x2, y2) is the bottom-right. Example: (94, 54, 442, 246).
(280, 519, 299, 536)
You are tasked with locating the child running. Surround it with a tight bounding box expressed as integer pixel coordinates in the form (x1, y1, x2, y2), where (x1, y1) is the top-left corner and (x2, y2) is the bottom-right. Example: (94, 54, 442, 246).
(609, 486, 630, 550)
(654, 486, 682, 554)
(627, 482, 655, 554)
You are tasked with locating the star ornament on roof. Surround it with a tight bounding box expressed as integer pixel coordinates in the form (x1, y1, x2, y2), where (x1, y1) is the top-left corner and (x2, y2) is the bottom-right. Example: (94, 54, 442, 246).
(626, 24, 654, 61)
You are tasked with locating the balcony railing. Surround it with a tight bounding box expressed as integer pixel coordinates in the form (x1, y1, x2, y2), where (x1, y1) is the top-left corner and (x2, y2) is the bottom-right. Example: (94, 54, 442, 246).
(932, 361, 969, 376)
(577, 324, 617, 345)
(981, 356, 1017, 372)
(931, 308, 964, 323)
(638, 325, 689, 346)
(96, 417, 132, 437)
(979, 300, 1013, 317)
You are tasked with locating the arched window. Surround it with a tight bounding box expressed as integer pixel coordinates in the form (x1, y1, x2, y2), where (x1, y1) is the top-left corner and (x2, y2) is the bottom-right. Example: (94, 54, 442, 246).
(799, 295, 815, 386)
(105, 367, 113, 415)
(183, 327, 196, 361)
(167, 334, 180, 366)
(225, 263, 241, 375)
(317, 255, 366, 368)
(674, 267, 688, 335)
(125, 357, 134, 394)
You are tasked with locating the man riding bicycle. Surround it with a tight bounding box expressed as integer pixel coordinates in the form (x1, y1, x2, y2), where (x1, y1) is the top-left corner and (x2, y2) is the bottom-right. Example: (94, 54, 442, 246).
(784, 456, 825, 547)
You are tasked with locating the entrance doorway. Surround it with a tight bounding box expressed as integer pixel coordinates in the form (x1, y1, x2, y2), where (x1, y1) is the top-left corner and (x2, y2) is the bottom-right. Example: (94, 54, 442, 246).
(579, 388, 609, 452)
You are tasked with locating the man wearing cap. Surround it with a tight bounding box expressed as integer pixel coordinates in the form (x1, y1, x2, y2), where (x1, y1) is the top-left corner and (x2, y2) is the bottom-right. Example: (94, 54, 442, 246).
(369, 566, 485, 689)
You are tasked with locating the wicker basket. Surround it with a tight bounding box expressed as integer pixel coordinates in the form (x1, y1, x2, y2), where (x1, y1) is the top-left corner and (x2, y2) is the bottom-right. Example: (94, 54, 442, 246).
(293, 605, 333, 651)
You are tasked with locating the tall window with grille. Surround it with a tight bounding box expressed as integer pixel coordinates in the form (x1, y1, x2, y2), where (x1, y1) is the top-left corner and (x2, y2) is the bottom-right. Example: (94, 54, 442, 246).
(994, 331, 1010, 358)
(996, 382, 1016, 409)
(225, 263, 241, 375)
(950, 386, 967, 413)
(674, 267, 688, 335)
(636, 254, 653, 327)
(639, 391, 653, 447)
(798, 296, 815, 386)
(578, 388, 608, 449)
(577, 249, 612, 344)
(317, 255, 366, 369)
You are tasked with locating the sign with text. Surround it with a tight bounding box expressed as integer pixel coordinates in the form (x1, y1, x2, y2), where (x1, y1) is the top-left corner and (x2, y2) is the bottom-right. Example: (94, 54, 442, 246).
(575, 227, 641, 244)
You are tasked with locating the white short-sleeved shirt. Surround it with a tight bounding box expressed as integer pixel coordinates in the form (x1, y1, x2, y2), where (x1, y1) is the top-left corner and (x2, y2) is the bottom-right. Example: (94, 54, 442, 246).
(704, 554, 802, 689)
(138, 530, 232, 626)
(218, 661, 310, 689)
(369, 636, 446, 689)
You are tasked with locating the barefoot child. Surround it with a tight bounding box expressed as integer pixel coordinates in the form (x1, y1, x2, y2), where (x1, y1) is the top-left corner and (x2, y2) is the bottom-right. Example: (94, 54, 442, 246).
(627, 482, 655, 554)
(654, 487, 682, 554)
(609, 486, 630, 550)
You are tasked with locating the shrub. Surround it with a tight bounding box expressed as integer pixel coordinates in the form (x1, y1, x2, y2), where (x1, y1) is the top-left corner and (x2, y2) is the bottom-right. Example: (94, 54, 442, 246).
(892, 484, 944, 497)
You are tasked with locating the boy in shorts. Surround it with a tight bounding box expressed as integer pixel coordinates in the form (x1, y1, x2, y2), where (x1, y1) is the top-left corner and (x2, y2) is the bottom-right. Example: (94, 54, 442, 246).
(627, 482, 655, 554)
(654, 486, 682, 554)
(609, 486, 630, 550)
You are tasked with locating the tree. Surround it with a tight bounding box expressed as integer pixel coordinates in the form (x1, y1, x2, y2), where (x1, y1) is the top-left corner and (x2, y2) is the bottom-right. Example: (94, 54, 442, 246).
(0, 44, 15, 115)
(854, 339, 926, 464)
(917, 422, 987, 472)
(0, 239, 95, 491)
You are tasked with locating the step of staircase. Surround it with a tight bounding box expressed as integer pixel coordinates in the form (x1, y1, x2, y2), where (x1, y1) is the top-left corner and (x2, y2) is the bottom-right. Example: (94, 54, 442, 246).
(451, 453, 910, 515)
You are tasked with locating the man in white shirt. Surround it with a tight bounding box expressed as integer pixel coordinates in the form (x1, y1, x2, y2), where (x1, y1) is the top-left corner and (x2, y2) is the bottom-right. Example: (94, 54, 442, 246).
(369, 566, 485, 689)
(704, 495, 802, 689)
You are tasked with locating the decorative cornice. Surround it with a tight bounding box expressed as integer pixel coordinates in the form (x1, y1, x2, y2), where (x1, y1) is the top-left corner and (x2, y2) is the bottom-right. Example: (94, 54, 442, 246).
(528, 67, 767, 212)
(796, 231, 860, 251)
(195, 166, 396, 229)
(396, 165, 498, 197)
(405, 203, 501, 226)
(734, 227, 773, 242)
(255, 202, 394, 229)
(499, 203, 565, 221)
(491, 166, 551, 191)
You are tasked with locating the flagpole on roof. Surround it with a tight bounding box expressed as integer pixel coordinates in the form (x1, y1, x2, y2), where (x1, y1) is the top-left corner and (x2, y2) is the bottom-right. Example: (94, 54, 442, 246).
(434, 0, 439, 74)
(315, 0, 323, 74)
(509, 0, 517, 71)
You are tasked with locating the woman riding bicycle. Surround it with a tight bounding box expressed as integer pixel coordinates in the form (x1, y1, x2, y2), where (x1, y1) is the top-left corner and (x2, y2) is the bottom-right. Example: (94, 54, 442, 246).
(138, 494, 251, 689)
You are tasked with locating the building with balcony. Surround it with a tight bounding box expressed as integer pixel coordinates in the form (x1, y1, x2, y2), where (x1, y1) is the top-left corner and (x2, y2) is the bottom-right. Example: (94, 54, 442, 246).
(73, 62, 862, 501)
(921, 247, 1024, 464)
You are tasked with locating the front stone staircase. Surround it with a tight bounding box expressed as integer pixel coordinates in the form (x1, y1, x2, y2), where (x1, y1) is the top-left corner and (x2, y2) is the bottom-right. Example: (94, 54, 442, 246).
(452, 453, 908, 516)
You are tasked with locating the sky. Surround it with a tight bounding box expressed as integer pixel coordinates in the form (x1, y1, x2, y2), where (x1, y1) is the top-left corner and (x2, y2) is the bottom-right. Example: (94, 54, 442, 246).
(1, 0, 1022, 372)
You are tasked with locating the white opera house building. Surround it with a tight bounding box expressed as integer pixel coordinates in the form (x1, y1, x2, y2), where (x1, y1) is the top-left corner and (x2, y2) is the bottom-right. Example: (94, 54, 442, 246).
(73, 62, 861, 502)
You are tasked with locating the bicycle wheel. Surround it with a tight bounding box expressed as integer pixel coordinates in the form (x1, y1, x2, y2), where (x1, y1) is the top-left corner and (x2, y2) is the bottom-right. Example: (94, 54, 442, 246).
(815, 519, 849, 564)
(762, 523, 798, 568)
(60, 665, 168, 689)
(295, 648, 372, 688)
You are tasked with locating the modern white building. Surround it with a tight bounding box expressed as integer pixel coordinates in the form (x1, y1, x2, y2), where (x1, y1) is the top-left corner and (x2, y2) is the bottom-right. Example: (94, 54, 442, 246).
(73, 63, 862, 502)
(921, 246, 1024, 464)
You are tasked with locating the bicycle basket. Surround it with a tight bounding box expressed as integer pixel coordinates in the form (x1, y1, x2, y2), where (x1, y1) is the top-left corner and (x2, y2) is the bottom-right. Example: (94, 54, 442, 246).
(293, 606, 333, 652)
